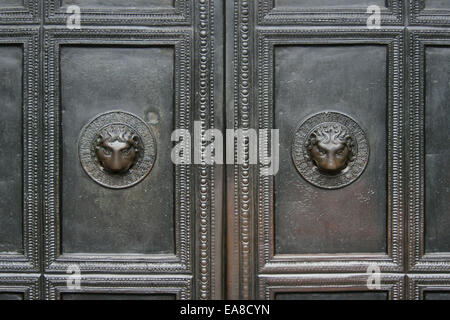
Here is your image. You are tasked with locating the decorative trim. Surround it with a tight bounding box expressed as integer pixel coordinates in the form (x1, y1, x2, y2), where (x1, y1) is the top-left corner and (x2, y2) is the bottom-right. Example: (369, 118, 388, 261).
(0, 0, 39, 24)
(0, 274, 41, 300)
(408, 275, 450, 300)
(408, 30, 450, 273)
(257, 0, 403, 25)
(44, 274, 193, 300)
(0, 27, 40, 273)
(195, 0, 218, 300)
(256, 29, 405, 273)
(410, 0, 450, 26)
(43, 28, 193, 274)
(259, 274, 405, 300)
(44, 0, 192, 26)
(228, 0, 256, 300)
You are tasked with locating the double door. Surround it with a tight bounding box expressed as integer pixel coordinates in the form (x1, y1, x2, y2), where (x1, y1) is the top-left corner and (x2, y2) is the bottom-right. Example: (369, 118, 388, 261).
(0, 0, 449, 300)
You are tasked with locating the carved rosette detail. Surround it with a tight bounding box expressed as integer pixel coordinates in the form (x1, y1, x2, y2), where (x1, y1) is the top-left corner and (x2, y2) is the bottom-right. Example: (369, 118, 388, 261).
(292, 111, 369, 189)
(78, 111, 157, 189)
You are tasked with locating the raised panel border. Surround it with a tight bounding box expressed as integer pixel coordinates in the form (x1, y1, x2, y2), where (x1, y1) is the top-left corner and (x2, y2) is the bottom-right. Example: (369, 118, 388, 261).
(0, 27, 40, 273)
(408, 275, 450, 300)
(410, 0, 450, 26)
(256, 29, 405, 274)
(257, 0, 404, 26)
(0, 274, 40, 300)
(0, 0, 39, 24)
(408, 30, 450, 273)
(43, 27, 194, 274)
(44, 0, 192, 26)
(44, 274, 193, 300)
(259, 274, 405, 300)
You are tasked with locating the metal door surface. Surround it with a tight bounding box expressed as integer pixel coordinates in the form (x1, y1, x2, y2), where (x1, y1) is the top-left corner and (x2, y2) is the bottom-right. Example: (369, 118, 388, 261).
(225, 0, 450, 300)
(0, 0, 224, 300)
(0, 1, 449, 300)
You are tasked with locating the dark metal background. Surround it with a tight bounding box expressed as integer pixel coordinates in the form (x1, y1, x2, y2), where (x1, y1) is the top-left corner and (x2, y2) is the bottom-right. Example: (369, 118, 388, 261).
(0, 0, 448, 300)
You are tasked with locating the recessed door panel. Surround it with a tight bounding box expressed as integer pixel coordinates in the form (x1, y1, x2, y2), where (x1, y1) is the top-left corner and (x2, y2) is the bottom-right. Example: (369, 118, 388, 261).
(0, 0, 22, 6)
(258, 0, 403, 26)
(424, 291, 450, 300)
(60, 46, 175, 255)
(0, 45, 23, 254)
(426, 0, 448, 9)
(61, 0, 173, 8)
(276, 291, 388, 300)
(275, 0, 385, 8)
(274, 45, 387, 255)
(45, 0, 190, 25)
(0, 30, 39, 273)
(61, 293, 176, 300)
(424, 46, 450, 254)
(0, 292, 23, 300)
(408, 33, 450, 274)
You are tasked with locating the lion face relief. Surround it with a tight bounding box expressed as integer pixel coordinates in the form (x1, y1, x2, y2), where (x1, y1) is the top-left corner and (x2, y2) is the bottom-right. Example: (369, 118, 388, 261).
(95, 125, 140, 174)
(306, 123, 355, 175)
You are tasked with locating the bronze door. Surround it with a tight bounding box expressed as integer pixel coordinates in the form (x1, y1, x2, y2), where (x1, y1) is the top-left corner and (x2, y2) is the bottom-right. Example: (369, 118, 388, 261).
(0, 0, 224, 300)
(225, 0, 450, 300)
(0, 1, 449, 300)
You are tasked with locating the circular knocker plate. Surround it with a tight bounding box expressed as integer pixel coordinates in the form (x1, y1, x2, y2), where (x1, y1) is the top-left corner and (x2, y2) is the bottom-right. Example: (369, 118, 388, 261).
(78, 111, 157, 189)
(292, 111, 369, 189)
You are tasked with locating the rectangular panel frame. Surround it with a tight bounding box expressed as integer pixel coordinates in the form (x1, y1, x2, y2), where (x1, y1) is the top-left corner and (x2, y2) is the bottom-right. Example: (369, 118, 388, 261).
(0, 27, 39, 273)
(409, 0, 450, 26)
(44, 274, 193, 300)
(408, 30, 450, 272)
(408, 275, 450, 300)
(43, 27, 194, 274)
(0, 274, 40, 300)
(256, 29, 405, 274)
(259, 274, 405, 300)
(0, 0, 39, 24)
(44, 0, 192, 26)
(257, 0, 403, 25)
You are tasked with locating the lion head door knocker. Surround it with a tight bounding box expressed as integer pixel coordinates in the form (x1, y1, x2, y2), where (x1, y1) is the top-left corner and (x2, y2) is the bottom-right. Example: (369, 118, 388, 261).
(78, 111, 157, 189)
(292, 111, 369, 189)
(95, 126, 140, 174)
